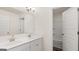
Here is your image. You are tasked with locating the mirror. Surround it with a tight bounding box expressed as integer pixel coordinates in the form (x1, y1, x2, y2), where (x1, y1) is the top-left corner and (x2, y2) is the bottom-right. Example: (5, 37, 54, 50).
(0, 7, 35, 36)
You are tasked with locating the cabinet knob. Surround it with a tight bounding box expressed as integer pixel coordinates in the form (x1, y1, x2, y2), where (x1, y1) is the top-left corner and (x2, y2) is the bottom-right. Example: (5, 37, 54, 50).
(36, 44, 39, 46)
(61, 34, 64, 35)
(77, 32, 79, 35)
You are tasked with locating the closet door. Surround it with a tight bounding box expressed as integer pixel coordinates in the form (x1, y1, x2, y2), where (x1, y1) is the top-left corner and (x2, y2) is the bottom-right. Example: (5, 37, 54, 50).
(63, 8, 78, 51)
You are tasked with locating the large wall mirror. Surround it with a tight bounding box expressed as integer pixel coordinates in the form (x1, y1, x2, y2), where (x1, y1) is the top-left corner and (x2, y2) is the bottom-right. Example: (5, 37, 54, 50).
(0, 7, 35, 36)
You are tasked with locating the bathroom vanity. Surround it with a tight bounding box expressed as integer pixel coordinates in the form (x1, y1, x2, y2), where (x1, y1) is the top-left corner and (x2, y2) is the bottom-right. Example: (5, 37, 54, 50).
(0, 7, 44, 51)
(0, 34, 43, 51)
(8, 38, 43, 51)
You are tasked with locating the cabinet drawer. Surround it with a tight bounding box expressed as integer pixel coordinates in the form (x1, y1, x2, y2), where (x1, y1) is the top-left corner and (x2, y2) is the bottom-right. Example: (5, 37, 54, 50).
(30, 38, 43, 51)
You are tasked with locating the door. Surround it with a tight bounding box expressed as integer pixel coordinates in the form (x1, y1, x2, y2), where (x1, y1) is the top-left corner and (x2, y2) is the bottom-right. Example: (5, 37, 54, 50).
(63, 8, 78, 51)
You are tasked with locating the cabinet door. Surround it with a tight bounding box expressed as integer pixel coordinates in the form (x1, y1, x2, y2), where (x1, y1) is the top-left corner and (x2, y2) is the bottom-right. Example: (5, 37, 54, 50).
(30, 38, 43, 51)
(8, 43, 30, 51)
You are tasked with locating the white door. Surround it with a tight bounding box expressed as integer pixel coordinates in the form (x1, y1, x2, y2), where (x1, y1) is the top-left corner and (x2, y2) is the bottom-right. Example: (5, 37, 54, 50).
(63, 8, 78, 51)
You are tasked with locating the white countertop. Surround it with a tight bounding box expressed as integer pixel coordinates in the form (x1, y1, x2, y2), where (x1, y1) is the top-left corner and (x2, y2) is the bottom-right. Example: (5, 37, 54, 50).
(0, 34, 42, 50)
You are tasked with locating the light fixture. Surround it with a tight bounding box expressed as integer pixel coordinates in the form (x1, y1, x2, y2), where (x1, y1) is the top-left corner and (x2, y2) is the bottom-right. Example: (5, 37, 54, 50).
(26, 7, 35, 13)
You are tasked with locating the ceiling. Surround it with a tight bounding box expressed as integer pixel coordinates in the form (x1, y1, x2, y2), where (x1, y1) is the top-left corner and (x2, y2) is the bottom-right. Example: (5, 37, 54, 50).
(0, 7, 71, 15)
(0, 7, 28, 15)
(53, 7, 69, 14)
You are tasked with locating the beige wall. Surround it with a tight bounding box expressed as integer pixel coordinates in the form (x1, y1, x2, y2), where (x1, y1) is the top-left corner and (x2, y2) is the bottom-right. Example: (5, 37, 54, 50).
(34, 7, 53, 51)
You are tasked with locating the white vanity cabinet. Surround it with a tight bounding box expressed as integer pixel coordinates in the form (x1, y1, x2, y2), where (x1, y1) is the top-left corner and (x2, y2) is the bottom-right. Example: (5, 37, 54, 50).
(30, 38, 43, 51)
(7, 38, 43, 51)
(8, 43, 30, 51)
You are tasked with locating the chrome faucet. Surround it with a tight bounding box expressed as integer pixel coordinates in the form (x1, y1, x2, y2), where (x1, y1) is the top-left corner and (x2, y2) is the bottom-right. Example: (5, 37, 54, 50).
(28, 33, 32, 37)
(9, 34, 15, 42)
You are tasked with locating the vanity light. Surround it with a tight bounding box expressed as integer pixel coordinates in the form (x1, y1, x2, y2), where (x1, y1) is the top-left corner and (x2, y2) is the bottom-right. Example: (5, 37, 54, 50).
(31, 8, 35, 12)
(26, 7, 35, 13)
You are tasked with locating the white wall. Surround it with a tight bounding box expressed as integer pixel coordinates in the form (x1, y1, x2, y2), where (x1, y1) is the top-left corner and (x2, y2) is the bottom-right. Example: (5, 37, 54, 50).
(34, 8, 53, 51)
(78, 12, 79, 31)
(24, 13, 35, 34)
(78, 12, 79, 50)
(53, 12, 63, 41)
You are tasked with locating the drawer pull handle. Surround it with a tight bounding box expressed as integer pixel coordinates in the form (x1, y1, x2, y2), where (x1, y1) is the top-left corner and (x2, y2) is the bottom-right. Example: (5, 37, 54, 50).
(36, 44, 39, 46)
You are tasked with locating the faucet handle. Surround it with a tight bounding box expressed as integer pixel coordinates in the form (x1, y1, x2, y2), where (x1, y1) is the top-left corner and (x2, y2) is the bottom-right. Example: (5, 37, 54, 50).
(28, 34, 31, 37)
(7, 32, 10, 35)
